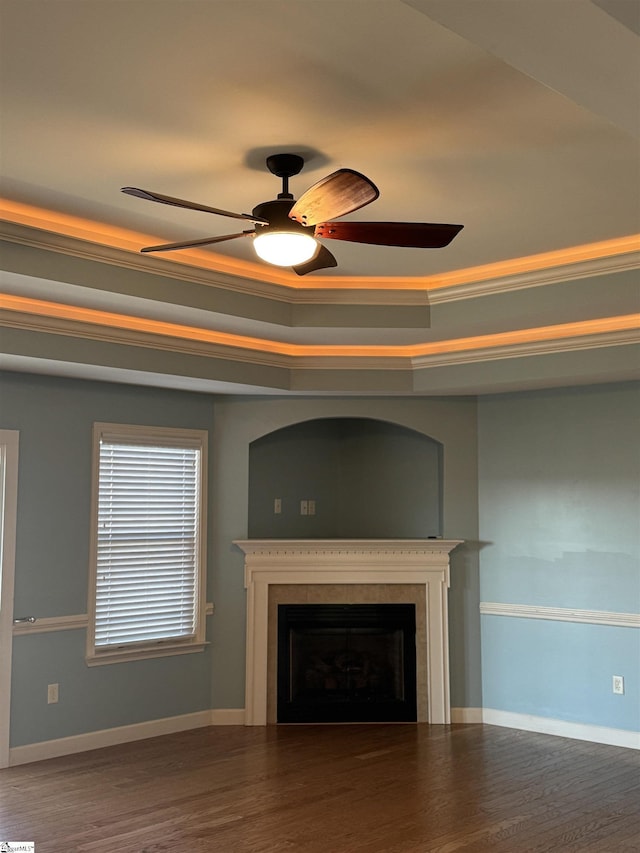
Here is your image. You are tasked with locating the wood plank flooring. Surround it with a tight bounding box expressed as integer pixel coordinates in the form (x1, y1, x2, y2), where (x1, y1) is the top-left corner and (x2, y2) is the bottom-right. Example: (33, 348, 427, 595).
(1, 724, 639, 852)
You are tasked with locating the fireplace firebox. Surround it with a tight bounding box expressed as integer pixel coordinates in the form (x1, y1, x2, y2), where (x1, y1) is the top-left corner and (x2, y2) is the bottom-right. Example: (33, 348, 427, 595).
(277, 603, 417, 723)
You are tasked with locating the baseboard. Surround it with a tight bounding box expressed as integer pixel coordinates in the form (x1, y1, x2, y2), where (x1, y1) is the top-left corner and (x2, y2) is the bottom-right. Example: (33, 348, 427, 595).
(8, 708, 245, 766)
(209, 708, 245, 726)
(9, 705, 636, 765)
(450, 707, 483, 724)
(482, 708, 640, 750)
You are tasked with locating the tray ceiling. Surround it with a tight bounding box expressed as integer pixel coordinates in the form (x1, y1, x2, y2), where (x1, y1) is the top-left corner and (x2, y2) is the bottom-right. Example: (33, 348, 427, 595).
(0, 0, 638, 395)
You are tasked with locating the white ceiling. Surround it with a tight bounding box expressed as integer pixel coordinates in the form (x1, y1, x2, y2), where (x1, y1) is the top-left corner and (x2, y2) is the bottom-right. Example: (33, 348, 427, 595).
(0, 0, 638, 395)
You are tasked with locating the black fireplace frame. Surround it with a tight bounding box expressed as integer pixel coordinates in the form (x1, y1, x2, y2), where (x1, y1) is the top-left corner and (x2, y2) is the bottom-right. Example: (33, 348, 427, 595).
(277, 603, 417, 723)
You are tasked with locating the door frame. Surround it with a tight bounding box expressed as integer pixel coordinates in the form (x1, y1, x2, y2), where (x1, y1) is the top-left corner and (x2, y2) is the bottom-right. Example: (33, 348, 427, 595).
(0, 430, 19, 768)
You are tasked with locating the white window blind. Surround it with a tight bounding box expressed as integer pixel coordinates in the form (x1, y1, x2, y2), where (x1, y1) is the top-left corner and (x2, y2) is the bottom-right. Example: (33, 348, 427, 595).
(89, 425, 207, 662)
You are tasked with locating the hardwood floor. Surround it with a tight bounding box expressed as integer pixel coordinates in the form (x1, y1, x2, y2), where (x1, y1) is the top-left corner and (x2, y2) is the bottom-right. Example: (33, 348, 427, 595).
(1, 724, 639, 852)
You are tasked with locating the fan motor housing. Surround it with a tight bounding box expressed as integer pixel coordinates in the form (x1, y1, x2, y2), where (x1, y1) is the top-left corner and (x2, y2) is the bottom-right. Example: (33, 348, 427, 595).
(252, 199, 313, 236)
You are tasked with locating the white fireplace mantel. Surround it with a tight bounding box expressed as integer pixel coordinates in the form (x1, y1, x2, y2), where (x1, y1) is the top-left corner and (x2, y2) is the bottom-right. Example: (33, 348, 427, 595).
(234, 539, 463, 725)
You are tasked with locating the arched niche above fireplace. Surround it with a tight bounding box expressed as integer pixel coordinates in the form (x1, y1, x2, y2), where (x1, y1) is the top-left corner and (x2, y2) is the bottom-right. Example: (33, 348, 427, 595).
(248, 417, 443, 539)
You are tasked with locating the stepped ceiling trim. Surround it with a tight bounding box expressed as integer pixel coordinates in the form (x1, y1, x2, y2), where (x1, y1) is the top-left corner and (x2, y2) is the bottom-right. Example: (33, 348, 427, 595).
(1, 199, 637, 300)
(2, 294, 638, 368)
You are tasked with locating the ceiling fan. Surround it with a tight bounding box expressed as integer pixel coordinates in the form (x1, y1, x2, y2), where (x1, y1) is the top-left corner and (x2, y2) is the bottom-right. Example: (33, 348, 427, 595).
(122, 153, 463, 276)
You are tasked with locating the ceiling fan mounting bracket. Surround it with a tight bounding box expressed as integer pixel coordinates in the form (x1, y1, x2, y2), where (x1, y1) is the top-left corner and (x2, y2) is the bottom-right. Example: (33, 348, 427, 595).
(266, 153, 305, 201)
(266, 153, 304, 179)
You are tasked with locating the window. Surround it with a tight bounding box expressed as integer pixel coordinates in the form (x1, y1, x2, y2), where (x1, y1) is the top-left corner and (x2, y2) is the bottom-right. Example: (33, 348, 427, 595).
(87, 423, 208, 665)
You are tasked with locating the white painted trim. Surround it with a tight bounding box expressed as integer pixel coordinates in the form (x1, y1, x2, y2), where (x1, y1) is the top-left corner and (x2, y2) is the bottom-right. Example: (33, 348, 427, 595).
(13, 613, 89, 635)
(1, 311, 290, 368)
(0, 221, 284, 301)
(480, 601, 640, 628)
(9, 710, 212, 766)
(0, 430, 19, 769)
(12, 602, 214, 636)
(2, 218, 637, 304)
(210, 708, 245, 726)
(8, 704, 636, 765)
(85, 423, 209, 667)
(411, 329, 640, 369)
(428, 251, 640, 304)
(85, 640, 208, 667)
(450, 707, 483, 724)
(3, 307, 638, 373)
(482, 708, 640, 751)
(8, 707, 244, 766)
(234, 539, 463, 726)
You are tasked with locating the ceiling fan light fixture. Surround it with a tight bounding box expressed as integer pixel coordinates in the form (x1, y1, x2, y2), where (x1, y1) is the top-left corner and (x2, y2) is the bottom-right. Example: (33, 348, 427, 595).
(124, 154, 463, 271)
(253, 230, 318, 267)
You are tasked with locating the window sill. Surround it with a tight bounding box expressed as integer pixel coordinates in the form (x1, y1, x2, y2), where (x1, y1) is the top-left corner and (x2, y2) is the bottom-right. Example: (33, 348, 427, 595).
(86, 640, 208, 666)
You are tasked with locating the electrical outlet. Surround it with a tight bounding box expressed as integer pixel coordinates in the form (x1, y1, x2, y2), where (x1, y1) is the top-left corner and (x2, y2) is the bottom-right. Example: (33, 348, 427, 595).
(612, 675, 624, 695)
(47, 683, 59, 704)
(274, 498, 282, 514)
(308, 499, 316, 516)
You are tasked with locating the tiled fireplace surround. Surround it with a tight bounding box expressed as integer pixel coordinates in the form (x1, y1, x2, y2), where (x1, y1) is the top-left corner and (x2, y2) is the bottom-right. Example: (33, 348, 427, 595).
(234, 539, 462, 725)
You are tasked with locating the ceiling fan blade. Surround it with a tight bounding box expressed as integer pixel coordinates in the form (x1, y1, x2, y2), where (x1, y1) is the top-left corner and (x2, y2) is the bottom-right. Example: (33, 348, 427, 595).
(121, 187, 267, 224)
(288, 169, 379, 227)
(314, 221, 463, 248)
(140, 230, 255, 253)
(292, 244, 338, 276)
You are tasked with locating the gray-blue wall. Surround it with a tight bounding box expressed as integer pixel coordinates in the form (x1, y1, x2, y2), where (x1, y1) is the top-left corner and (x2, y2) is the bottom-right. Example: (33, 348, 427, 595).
(248, 417, 443, 538)
(209, 394, 481, 713)
(478, 383, 640, 732)
(1, 372, 215, 746)
(3, 369, 637, 750)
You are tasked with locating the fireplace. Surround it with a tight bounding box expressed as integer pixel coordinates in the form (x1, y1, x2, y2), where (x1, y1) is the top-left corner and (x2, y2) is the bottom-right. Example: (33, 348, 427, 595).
(234, 539, 463, 725)
(277, 603, 417, 723)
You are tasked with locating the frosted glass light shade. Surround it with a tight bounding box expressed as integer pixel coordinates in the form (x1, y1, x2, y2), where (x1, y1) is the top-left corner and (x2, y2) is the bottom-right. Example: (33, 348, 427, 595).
(253, 231, 318, 267)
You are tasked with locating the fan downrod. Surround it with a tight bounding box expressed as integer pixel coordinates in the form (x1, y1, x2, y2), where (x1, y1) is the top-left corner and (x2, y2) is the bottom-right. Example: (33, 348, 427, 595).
(266, 153, 304, 200)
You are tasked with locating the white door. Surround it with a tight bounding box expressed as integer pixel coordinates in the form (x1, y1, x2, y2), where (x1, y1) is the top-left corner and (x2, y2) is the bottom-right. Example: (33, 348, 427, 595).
(0, 430, 19, 768)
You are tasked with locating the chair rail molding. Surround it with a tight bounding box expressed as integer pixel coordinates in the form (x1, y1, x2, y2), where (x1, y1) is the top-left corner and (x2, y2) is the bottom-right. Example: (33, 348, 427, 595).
(480, 602, 640, 628)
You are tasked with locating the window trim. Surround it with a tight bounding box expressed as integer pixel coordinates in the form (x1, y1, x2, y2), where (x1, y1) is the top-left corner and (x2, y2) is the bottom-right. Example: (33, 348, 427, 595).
(86, 422, 208, 666)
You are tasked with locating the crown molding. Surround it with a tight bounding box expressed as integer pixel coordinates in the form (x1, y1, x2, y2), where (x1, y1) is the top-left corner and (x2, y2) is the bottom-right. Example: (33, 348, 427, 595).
(1, 208, 637, 306)
(0, 221, 429, 311)
(234, 538, 464, 560)
(0, 310, 290, 369)
(410, 328, 640, 368)
(0, 220, 291, 301)
(2, 299, 637, 373)
(428, 250, 640, 304)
